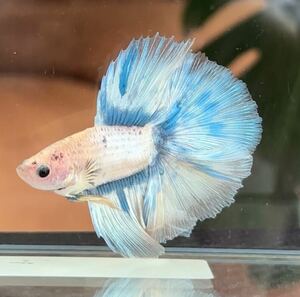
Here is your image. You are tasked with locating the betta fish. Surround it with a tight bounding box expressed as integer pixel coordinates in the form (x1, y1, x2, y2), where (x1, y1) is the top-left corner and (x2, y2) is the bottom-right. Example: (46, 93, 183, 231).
(16, 34, 262, 257)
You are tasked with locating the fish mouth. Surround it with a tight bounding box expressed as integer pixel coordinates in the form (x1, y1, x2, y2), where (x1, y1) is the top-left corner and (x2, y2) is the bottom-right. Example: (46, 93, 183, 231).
(16, 162, 36, 187)
(16, 163, 26, 181)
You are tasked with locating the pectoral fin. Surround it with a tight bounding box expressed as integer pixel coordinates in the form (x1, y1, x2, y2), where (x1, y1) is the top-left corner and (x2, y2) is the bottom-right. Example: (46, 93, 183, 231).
(73, 159, 101, 192)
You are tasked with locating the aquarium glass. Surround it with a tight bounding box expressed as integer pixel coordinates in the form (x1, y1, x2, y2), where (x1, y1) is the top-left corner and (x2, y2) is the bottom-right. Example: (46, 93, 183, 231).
(0, 0, 300, 252)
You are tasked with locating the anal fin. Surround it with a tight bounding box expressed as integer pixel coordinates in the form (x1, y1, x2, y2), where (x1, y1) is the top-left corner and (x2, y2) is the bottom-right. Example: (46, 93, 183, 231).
(88, 201, 165, 258)
(76, 195, 118, 209)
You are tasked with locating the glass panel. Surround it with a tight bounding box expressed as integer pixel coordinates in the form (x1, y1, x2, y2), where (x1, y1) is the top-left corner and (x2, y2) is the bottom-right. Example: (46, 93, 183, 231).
(0, 0, 300, 251)
(1, 251, 300, 297)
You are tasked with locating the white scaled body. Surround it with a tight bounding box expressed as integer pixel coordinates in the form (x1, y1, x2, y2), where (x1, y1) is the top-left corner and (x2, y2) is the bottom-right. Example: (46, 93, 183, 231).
(53, 125, 155, 197)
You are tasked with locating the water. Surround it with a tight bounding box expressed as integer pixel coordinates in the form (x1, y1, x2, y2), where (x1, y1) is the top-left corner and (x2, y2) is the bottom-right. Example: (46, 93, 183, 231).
(0, 0, 300, 295)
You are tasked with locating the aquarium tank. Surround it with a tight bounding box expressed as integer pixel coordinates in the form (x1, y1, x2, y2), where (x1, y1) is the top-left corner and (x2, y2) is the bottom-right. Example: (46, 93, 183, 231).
(0, 0, 300, 296)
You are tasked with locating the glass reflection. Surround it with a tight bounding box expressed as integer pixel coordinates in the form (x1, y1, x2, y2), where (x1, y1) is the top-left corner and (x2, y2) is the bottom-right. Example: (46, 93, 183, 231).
(95, 278, 218, 297)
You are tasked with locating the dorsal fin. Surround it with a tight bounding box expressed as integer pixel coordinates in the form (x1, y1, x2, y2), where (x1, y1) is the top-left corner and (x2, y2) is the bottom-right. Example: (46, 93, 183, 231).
(95, 34, 193, 126)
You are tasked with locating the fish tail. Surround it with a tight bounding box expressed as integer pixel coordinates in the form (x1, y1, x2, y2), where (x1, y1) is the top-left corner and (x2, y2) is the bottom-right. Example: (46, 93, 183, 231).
(144, 50, 262, 242)
(91, 34, 262, 254)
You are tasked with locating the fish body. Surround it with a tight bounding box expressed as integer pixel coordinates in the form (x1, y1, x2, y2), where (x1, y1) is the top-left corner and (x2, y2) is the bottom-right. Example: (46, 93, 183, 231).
(17, 34, 262, 257)
(17, 125, 155, 197)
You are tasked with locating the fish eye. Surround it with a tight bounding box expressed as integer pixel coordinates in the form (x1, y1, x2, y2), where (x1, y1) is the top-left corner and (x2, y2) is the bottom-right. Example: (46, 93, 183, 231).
(37, 165, 50, 178)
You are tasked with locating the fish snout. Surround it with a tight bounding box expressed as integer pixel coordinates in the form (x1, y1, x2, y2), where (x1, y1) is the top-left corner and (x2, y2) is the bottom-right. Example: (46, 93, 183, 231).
(16, 162, 26, 179)
(16, 160, 33, 182)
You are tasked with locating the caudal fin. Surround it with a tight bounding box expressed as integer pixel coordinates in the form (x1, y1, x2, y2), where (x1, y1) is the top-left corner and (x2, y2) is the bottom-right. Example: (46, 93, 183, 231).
(87, 34, 261, 255)
(146, 43, 262, 242)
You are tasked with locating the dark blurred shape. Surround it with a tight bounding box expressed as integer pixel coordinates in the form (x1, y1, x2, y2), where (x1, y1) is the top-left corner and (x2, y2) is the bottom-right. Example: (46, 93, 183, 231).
(248, 264, 300, 290)
(182, 0, 300, 238)
(183, 0, 226, 34)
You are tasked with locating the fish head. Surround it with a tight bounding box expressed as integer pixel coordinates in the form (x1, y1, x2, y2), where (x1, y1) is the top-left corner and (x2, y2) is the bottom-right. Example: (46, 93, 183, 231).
(16, 145, 75, 192)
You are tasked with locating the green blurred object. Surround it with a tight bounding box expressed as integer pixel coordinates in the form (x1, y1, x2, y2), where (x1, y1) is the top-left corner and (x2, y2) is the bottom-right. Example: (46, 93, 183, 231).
(182, 0, 226, 33)
(182, 0, 300, 229)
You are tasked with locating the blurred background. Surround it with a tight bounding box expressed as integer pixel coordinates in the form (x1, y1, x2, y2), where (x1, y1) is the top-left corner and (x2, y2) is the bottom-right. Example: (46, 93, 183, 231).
(0, 0, 300, 251)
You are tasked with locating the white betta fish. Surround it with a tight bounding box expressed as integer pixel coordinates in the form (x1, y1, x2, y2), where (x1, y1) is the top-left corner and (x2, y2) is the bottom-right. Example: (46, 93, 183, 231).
(16, 34, 262, 257)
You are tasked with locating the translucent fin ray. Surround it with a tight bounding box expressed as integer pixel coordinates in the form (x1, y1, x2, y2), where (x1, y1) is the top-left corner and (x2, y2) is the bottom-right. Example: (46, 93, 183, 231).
(88, 34, 262, 254)
(88, 201, 164, 257)
(95, 34, 193, 126)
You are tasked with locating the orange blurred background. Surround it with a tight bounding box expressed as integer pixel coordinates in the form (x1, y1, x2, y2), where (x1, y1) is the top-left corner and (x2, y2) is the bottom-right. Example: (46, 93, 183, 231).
(0, 0, 265, 231)
(0, 0, 184, 231)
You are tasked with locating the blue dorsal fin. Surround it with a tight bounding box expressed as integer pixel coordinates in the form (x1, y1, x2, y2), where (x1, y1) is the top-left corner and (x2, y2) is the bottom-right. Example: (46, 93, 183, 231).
(95, 34, 193, 126)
